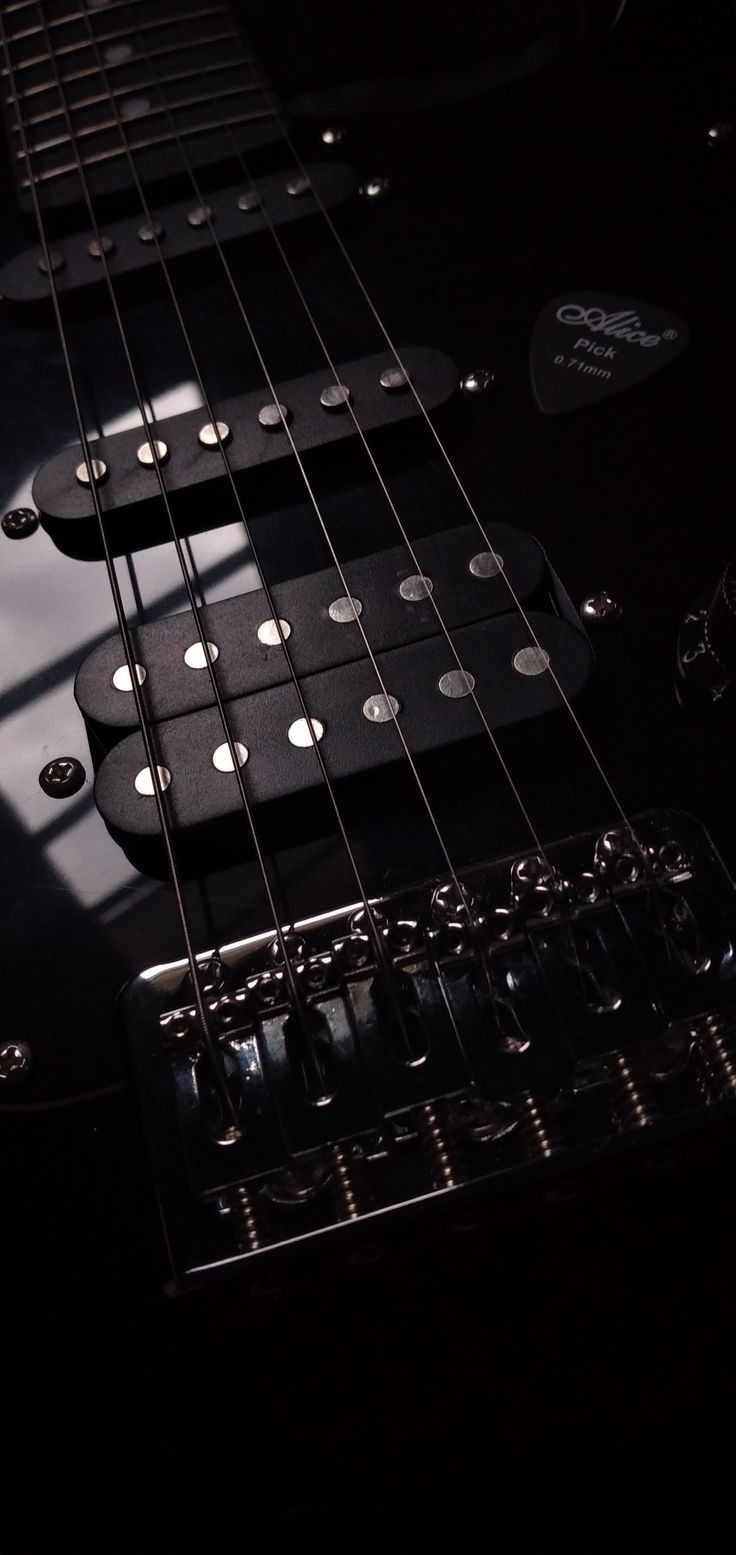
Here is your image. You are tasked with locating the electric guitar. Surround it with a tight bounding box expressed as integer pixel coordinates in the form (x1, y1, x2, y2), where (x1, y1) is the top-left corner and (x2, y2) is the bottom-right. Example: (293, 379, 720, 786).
(3, 1, 736, 1450)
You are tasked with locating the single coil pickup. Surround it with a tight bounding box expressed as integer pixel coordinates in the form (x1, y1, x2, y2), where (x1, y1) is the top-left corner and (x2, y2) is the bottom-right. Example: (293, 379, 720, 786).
(0, 163, 356, 303)
(95, 611, 593, 840)
(32, 347, 457, 526)
(75, 522, 546, 730)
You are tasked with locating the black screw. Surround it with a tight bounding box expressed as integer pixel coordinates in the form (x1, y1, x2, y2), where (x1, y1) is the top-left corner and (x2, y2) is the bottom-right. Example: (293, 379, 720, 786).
(39, 757, 86, 798)
(2, 507, 39, 539)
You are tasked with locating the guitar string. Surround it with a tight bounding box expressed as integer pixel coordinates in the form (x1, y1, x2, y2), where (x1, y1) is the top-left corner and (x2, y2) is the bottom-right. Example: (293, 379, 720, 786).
(111, 8, 649, 1014)
(14, 4, 366, 1104)
(140, 23, 556, 859)
(71, 0, 503, 902)
(23, 0, 459, 1083)
(84, 0, 558, 894)
(109, 0, 643, 877)
(0, 8, 244, 1142)
(220, 33, 645, 860)
(70, 5, 511, 1086)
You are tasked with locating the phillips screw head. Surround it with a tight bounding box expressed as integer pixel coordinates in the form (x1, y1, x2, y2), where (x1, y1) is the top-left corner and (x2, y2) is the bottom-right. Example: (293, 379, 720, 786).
(0, 1041, 32, 1087)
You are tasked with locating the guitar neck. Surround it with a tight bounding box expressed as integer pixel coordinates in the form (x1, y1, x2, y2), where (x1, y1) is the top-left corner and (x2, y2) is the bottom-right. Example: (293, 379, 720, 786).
(1, 0, 279, 213)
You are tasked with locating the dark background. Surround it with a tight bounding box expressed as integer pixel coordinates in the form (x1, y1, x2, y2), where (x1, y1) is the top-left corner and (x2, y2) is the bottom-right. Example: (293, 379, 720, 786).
(4, 0, 736, 1527)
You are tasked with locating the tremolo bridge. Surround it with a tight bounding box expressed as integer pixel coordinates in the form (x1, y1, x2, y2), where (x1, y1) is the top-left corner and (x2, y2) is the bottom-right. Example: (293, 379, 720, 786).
(125, 811, 736, 1290)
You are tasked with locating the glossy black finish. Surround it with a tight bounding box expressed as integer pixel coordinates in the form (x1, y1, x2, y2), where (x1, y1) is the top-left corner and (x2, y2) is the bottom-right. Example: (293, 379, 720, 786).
(4, 0, 736, 1502)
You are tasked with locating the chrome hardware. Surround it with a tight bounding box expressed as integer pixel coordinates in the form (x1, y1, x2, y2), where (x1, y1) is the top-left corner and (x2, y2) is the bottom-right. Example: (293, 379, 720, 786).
(360, 176, 390, 199)
(608, 1050, 659, 1131)
(693, 1013, 736, 1101)
(417, 1101, 458, 1190)
(461, 368, 495, 395)
(326, 1141, 362, 1220)
(580, 590, 622, 623)
(0, 1041, 32, 1088)
(123, 810, 736, 1288)
(516, 1090, 562, 1160)
(230, 1182, 262, 1252)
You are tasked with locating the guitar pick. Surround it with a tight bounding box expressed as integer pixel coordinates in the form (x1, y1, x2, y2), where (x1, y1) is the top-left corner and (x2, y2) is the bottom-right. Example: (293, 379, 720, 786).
(530, 291, 689, 415)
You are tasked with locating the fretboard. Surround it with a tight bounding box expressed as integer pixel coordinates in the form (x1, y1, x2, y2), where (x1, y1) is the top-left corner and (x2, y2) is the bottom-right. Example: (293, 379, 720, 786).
(0, 0, 278, 210)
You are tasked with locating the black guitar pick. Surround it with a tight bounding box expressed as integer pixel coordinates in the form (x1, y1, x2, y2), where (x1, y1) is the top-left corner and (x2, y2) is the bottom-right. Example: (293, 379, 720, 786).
(530, 291, 689, 415)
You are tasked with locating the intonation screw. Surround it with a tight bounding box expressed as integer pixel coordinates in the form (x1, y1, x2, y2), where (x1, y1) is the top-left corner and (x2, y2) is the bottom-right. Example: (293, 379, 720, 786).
(461, 368, 495, 396)
(581, 590, 622, 624)
(417, 1100, 459, 1189)
(694, 1014, 736, 1102)
(2, 507, 39, 539)
(516, 1090, 562, 1160)
(230, 1182, 261, 1252)
(39, 757, 86, 798)
(608, 1050, 659, 1130)
(0, 1041, 32, 1087)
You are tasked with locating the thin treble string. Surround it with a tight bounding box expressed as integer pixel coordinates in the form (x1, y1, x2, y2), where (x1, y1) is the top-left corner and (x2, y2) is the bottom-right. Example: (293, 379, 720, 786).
(242, 70, 645, 857)
(93, 4, 474, 912)
(58, 2, 456, 1080)
(0, 11, 241, 1140)
(25, 1, 321, 1045)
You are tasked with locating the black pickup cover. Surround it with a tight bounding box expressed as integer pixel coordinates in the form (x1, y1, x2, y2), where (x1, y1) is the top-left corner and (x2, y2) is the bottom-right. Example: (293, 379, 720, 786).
(76, 523, 546, 729)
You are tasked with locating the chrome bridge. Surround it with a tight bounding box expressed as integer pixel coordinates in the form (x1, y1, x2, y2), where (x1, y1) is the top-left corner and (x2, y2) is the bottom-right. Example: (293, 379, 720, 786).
(124, 810, 736, 1290)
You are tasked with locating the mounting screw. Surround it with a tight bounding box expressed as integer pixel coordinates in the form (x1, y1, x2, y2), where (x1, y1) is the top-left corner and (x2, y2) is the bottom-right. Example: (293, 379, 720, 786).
(321, 126, 345, 145)
(581, 590, 622, 624)
(2, 507, 39, 539)
(0, 1041, 32, 1088)
(461, 368, 495, 396)
(39, 756, 86, 798)
(707, 122, 734, 145)
(360, 176, 390, 199)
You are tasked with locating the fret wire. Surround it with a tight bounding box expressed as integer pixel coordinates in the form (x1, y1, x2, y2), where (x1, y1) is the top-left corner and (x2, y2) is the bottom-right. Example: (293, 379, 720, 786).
(3, 0, 146, 12)
(5, 0, 188, 42)
(20, 105, 271, 184)
(7, 6, 231, 72)
(18, 80, 268, 156)
(12, 54, 254, 128)
(4, 32, 250, 99)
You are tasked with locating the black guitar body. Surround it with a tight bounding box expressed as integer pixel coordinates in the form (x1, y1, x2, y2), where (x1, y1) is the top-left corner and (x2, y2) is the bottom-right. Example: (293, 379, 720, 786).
(3, 0, 736, 1514)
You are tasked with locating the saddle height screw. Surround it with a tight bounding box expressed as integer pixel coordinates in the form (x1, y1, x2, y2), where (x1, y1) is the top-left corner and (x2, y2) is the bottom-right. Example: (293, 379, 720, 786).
(2, 507, 39, 539)
(461, 369, 495, 395)
(39, 757, 86, 798)
(581, 590, 622, 624)
(0, 1041, 32, 1087)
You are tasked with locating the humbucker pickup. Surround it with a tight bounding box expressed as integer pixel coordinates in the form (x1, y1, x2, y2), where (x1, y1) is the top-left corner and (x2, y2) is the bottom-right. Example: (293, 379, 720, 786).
(75, 523, 547, 729)
(0, 163, 356, 302)
(32, 347, 457, 534)
(94, 610, 593, 843)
